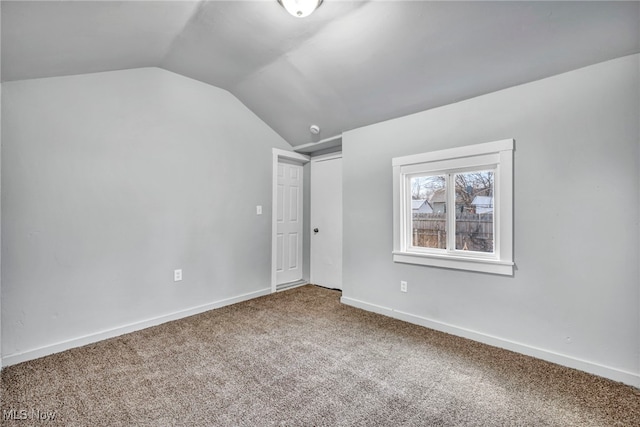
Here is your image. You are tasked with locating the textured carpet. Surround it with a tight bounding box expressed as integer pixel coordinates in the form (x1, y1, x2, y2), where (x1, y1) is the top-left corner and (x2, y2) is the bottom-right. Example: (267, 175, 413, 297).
(2, 285, 639, 426)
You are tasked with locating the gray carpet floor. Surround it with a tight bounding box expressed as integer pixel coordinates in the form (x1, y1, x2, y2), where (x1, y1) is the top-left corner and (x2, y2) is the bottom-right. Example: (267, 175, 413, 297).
(2, 285, 639, 426)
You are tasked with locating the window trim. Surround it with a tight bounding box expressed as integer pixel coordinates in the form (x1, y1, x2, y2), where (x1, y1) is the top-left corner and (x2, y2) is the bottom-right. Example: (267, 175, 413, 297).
(392, 139, 514, 276)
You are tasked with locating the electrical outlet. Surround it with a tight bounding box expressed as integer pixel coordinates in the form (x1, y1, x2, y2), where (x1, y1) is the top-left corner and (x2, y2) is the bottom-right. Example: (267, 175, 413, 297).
(174, 269, 182, 282)
(400, 281, 407, 293)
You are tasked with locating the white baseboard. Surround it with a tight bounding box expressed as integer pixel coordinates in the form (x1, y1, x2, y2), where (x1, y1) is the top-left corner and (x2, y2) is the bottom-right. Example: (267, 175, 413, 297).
(341, 296, 640, 388)
(3, 287, 272, 367)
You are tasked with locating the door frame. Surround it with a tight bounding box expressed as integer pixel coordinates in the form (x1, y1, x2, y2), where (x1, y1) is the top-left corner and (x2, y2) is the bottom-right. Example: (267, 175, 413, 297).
(271, 148, 310, 293)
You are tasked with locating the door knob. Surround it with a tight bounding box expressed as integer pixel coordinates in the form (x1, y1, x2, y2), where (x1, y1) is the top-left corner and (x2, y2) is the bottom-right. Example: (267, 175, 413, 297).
(313, 228, 319, 233)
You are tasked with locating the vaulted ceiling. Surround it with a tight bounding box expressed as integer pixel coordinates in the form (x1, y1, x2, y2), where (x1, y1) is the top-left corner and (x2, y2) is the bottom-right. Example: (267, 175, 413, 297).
(2, 1, 639, 146)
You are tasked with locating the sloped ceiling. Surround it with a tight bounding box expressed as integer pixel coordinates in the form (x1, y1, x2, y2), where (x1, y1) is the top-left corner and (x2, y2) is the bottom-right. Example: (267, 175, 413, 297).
(2, 1, 639, 146)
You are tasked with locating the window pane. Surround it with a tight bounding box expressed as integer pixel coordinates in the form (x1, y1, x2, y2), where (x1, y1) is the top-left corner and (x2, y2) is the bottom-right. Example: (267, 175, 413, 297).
(410, 175, 446, 249)
(454, 171, 494, 252)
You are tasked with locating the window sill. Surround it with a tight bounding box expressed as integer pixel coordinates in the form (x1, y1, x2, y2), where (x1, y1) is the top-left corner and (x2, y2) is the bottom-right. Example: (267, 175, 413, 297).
(392, 251, 513, 276)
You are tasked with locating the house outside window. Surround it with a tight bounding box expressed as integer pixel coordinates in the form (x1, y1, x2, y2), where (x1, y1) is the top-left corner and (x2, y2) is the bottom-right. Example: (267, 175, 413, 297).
(392, 139, 514, 275)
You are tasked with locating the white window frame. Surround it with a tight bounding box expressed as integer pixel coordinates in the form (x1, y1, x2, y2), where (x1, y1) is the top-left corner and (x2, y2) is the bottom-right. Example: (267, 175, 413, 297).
(392, 139, 514, 275)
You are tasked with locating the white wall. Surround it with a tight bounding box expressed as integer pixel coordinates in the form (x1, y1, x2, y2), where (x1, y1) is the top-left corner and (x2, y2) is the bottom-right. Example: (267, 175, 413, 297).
(341, 54, 640, 386)
(1, 67, 292, 364)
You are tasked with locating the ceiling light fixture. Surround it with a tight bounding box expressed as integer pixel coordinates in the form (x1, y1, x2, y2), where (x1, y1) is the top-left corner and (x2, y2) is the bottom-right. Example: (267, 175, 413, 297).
(278, 0, 323, 18)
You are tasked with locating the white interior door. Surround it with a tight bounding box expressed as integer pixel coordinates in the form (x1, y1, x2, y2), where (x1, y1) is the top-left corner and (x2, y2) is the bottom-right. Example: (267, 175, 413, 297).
(310, 155, 342, 290)
(276, 161, 304, 285)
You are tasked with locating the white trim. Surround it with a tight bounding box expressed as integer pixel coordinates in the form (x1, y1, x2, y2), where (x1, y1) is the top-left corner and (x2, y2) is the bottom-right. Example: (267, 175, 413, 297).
(310, 151, 342, 163)
(392, 138, 514, 167)
(401, 153, 498, 176)
(3, 288, 271, 367)
(272, 148, 309, 163)
(392, 252, 514, 275)
(340, 296, 394, 317)
(340, 296, 640, 388)
(294, 134, 342, 155)
(271, 148, 310, 293)
(392, 139, 514, 275)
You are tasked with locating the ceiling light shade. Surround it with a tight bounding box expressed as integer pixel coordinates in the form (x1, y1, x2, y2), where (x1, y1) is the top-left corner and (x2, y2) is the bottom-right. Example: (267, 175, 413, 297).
(278, 0, 323, 18)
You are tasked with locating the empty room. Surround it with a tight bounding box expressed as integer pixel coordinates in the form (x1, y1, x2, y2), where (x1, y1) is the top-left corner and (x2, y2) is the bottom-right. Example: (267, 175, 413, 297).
(1, 1, 639, 425)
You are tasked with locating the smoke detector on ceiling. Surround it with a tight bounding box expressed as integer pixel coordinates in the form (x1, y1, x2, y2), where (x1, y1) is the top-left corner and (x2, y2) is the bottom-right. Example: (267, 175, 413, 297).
(310, 125, 320, 135)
